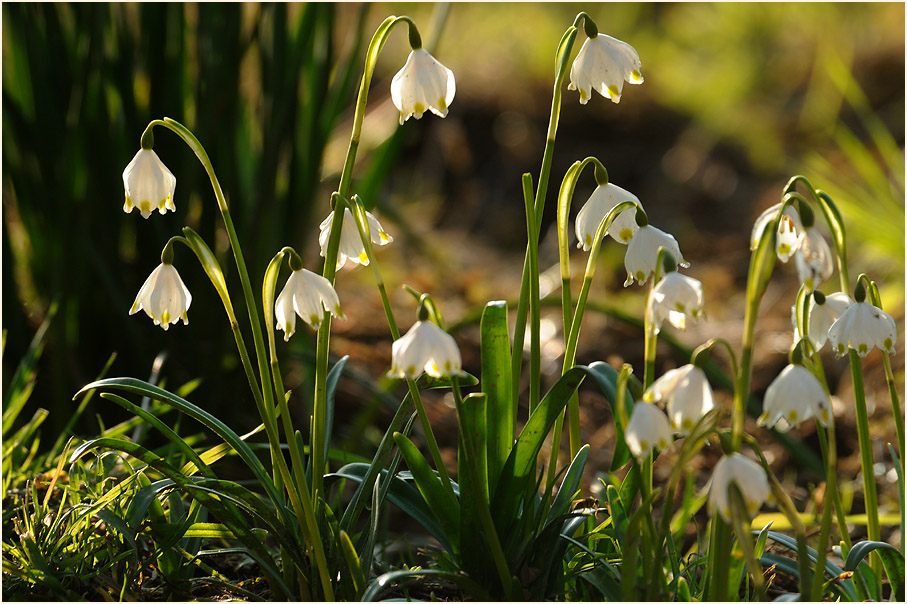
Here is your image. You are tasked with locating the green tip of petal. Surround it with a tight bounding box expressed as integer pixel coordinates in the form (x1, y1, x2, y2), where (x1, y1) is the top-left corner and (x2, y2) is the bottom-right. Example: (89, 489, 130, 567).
(884, 337, 893, 351)
(639, 440, 649, 452)
(788, 410, 798, 422)
(436, 97, 447, 111)
(309, 314, 320, 326)
(161, 310, 170, 324)
(619, 228, 634, 242)
(858, 343, 868, 355)
(607, 84, 620, 98)
(636, 270, 646, 283)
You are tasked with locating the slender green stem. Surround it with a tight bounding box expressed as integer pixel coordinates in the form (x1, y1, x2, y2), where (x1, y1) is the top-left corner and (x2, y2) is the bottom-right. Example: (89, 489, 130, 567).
(348, 197, 454, 496)
(849, 349, 881, 586)
(522, 174, 541, 413)
(511, 19, 581, 419)
(707, 515, 732, 601)
(811, 420, 838, 602)
(728, 485, 766, 601)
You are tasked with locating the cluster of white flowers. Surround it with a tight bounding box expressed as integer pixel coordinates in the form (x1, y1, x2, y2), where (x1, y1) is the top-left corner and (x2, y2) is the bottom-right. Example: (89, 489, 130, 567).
(121, 38, 463, 385)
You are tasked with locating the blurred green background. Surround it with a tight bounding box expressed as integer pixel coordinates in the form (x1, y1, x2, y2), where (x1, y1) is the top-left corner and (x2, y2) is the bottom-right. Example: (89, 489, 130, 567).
(3, 3, 903, 452)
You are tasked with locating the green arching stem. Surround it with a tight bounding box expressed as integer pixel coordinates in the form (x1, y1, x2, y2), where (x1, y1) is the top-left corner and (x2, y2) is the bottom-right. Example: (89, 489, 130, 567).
(728, 485, 766, 601)
(866, 279, 904, 465)
(262, 248, 335, 601)
(511, 15, 584, 420)
(848, 348, 882, 586)
(545, 200, 638, 484)
(744, 434, 813, 598)
(143, 118, 334, 599)
(451, 378, 515, 599)
(312, 15, 422, 501)
(347, 196, 453, 496)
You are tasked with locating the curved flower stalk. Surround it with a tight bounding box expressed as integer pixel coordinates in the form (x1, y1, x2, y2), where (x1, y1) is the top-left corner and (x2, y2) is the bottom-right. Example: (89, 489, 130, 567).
(707, 452, 770, 522)
(391, 48, 456, 124)
(623, 224, 688, 287)
(645, 364, 715, 435)
(793, 290, 853, 351)
(828, 298, 897, 357)
(646, 271, 704, 334)
(757, 364, 831, 431)
(568, 29, 643, 104)
(275, 268, 344, 340)
(388, 320, 462, 380)
(574, 181, 642, 249)
(625, 402, 672, 461)
(122, 148, 177, 218)
(129, 262, 191, 330)
(319, 207, 393, 270)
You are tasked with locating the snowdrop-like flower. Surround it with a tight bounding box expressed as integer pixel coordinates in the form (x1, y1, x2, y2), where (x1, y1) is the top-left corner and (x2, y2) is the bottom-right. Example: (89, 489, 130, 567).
(758, 364, 831, 432)
(568, 33, 644, 104)
(828, 301, 897, 357)
(708, 453, 771, 522)
(129, 263, 191, 330)
(646, 272, 705, 334)
(793, 227, 834, 292)
(391, 49, 456, 125)
(624, 225, 688, 286)
(750, 203, 802, 262)
(123, 149, 177, 218)
(275, 268, 344, 340)
(645, 364, 715, 435)
(575, 183, 642, 249)
(792, 292, 853, 351)
(388, 320, 462, 380)
(625, 402, 672, 461)
(319, 208, 393, 270)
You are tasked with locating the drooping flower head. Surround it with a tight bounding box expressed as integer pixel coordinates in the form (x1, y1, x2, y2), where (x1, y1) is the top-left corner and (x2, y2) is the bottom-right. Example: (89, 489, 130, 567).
(792, 291, 853, 351)
(123, 149, 177, 218)
(708, 453, 771, 522)
(319, 208, 393, 270)
(391, 48, 456, 125)
(647, 272, 705, 334)
(569, 33, 644, 104)
(750, 202, 802, 262)
(575, 182, 642, 249)
(624, 225, 688, 286)
(758, 364, 831, 432)
(129, 262, 192, 330)
(624, 402, 672, 461)
(388, 320, 462, 380)
(793, 227, 834, 292)
(828, 300, 897, 358)
(275, 268, 344, 341)
(645, 364, 715, 435)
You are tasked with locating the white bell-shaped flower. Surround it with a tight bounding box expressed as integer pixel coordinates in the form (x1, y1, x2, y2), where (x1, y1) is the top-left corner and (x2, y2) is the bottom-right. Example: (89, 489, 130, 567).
(828, 301, 897, 358)
(645, 364, 715, 435)
(388, 320, 462, 380)
(568, 33, 644, 104)
(624, 225, 688, 286)
(647, 272, 705, 334)
(129, 263, 192, 330)
(792, 292, 853, 351)
(391, 48, 456, 125)
(758, 364, 831, 432)
(319, 208, 393, 270)
(708, 453, 770, 522)
(275, 268, 344, 341)
(750, 203, 802, 262)
(123, 149, 177, 219)
(624, 402, 672, 461)
(794, 228, 834, 292)
(575, 182, 642, 249)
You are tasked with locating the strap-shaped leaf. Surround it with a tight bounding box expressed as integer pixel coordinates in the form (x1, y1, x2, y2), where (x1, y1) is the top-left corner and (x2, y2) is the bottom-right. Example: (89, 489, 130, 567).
(761, 530, 856, 600)
(394, 432, 460, 553)
(75, 377, 286, 524)
(362, 569, 492, 602)
(480, 301, 513, 488)
(546, 444, 590, 528)
(582, 362, 633, 470)
(328, 464, 453, 554)
(845, 540, 904, 601)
